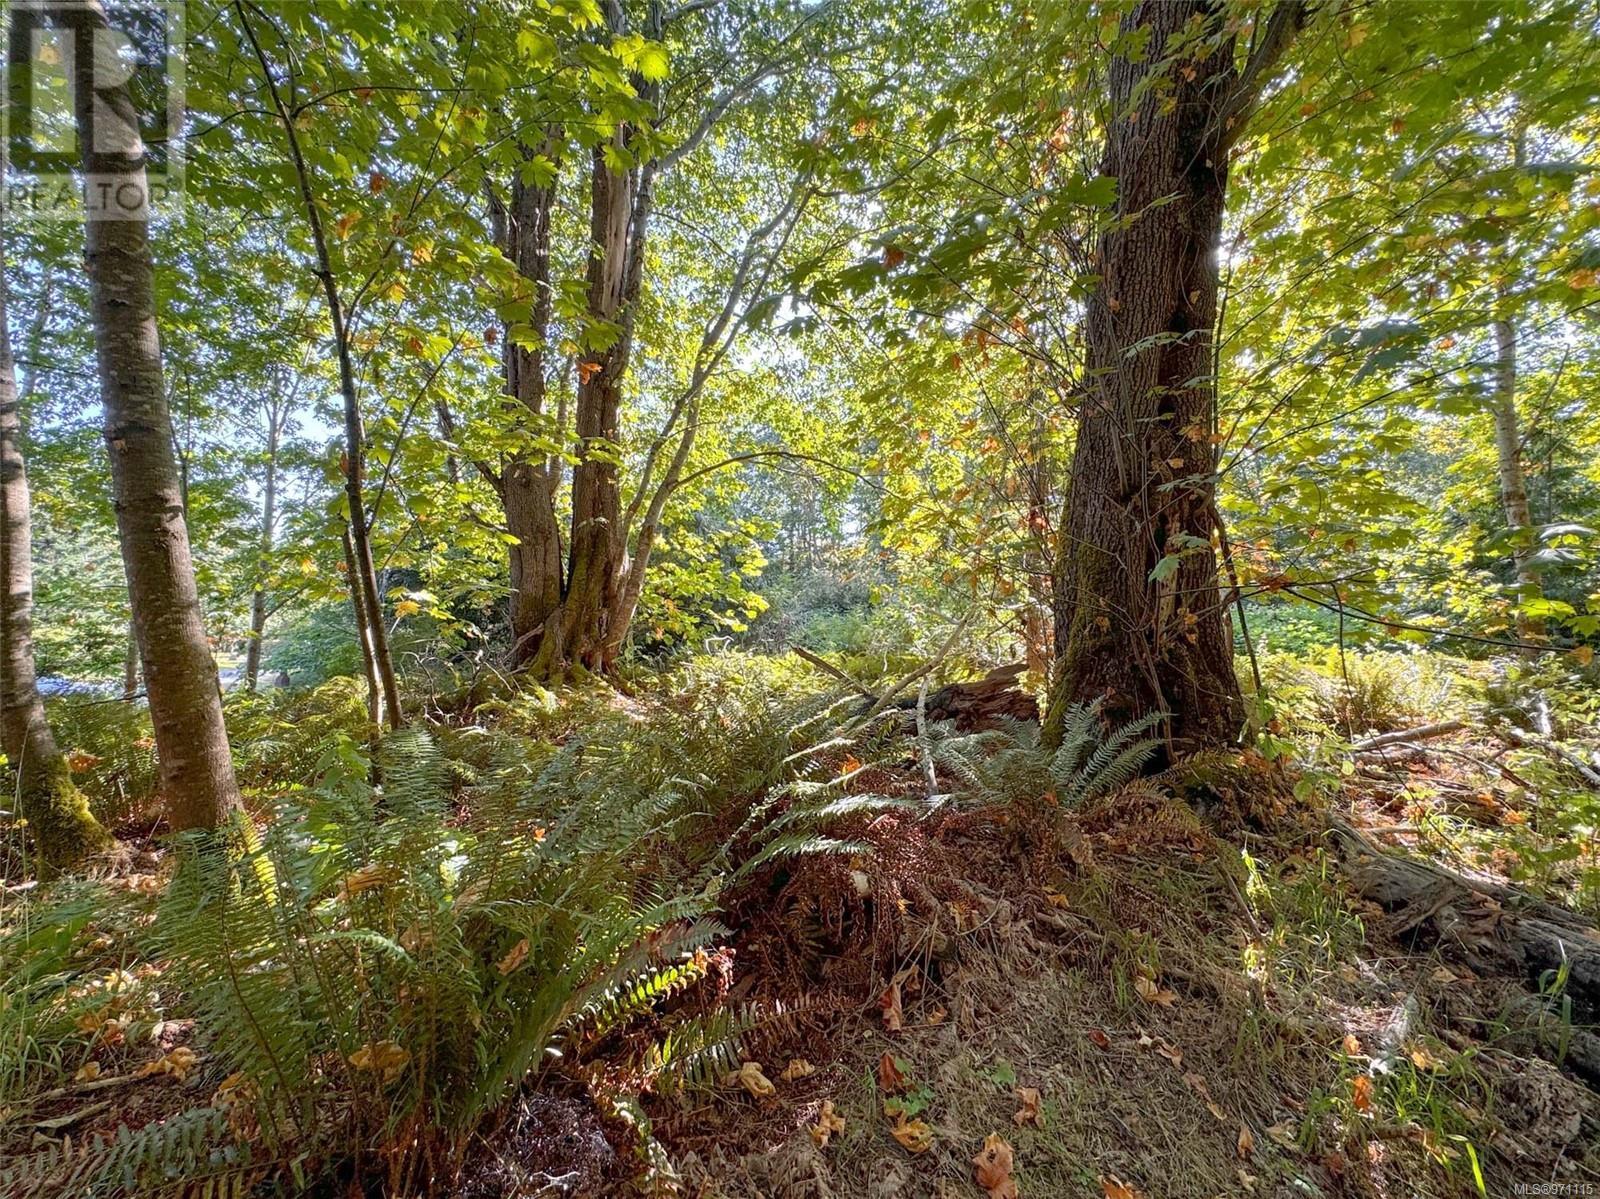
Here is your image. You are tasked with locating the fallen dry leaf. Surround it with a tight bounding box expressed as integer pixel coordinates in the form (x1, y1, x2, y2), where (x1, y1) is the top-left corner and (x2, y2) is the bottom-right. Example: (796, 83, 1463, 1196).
(1012, 1086, 1041, 1126)
(1134, 971, 1177, 1008)
(73, 1061, 101, 1084)
(348, 1040, 410, 1083)
(1408, 1044, 1443, 1072)
(722, 1061, 776, 1100)
(889, 1112, 933, 1154)
(890, 964, 921, 994)
(1087, 1028, 1111, 1051)
(497, 938, 529, 975)
(1182, 1071, 1226, 1122)
(1237, 1123, 1255, 1159)
(136, 1046, 199, 1082)
(339, 863, 398, 898)
(1341, 1033, 1362, 1056)
(973, 1132, 1018, 1198)
(780, 1058, 816, 1082)
(1100, 1176, 1145, 1199)
(878, 1052, 909, 1093)
(1043, 888, 1069, 909)
(924, 1004, 948, 1026)
(1155, 1038, 1183, 1068)
(878, 981, 904, 1032)
(809, 1100, 846, 1148)
(1351, 1074, 1374, 1112)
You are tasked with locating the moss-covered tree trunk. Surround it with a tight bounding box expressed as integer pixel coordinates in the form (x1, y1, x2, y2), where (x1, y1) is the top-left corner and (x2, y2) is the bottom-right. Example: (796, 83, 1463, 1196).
(55, 0, 242, 831)
(0, 229, 109, 868)
(1046, 0, 1303, 753)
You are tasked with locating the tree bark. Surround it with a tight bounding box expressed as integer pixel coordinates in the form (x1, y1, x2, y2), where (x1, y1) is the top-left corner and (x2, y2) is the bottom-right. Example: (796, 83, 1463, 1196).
(54, 0, 241, 831)
(492, 139, 565, 667)
(0, 225, 110, 867)
(1045, 1, 1302, 754)
(342, 523, 381, 726)
(121, 616, 139, 699)
(530, 132, 652, 678)
(243, 400, 282, 692)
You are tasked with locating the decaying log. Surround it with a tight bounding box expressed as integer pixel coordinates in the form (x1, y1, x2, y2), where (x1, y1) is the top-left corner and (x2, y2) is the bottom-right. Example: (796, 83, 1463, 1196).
(1330, 815, 1600, 1025)
(900, 663, 1038, 730)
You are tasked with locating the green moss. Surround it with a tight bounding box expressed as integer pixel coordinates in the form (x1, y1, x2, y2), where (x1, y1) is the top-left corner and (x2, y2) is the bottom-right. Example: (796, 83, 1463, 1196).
(18, 760, 112, 873)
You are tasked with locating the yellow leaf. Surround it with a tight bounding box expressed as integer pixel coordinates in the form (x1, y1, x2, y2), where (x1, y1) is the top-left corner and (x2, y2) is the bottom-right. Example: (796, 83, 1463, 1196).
(809, 1099, 845, 1148)
(339, 862, 398, 897)
(889, 1112, 933, 1154)
(137, 1046, 199, 1082)
(1101, 1176, 1145, 1199)
(74, 1061, 102, 1083)
(779, 1058, 816, 1082)
(349, 1040, 410, 1083)
(1237, 1123, 1255, 1159)
(722, 1061, 775, 1099)
(394, 599, 422, 619)
(335, 211, 362, 239)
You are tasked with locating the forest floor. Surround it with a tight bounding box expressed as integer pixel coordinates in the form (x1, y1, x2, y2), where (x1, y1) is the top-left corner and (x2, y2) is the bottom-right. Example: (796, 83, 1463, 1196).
(643, 749, 1598, 1199)
(5, 664, 1600, 1198)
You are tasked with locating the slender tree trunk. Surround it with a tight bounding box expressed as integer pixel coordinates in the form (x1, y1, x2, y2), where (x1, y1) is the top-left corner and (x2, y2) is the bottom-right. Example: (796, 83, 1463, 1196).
(1490, 129, 1543, 643)
(0, 227, 109, 867)
(1491, 312, 1543, 641)
(54, 0, 240, 830)
(1045, 0, 1302, 753)
(243, 410, 280, 691)
(343, 523, 381, 726)
(236, 2, 403, 727)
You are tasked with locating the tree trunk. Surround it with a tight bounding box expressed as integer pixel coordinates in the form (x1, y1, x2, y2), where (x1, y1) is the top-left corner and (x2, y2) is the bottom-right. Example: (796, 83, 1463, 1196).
(121, 616, 139, 699)
(1046, 1, 1301, 753)
(236, 3, 402, 728)
(343, 523, 381, 726)
(493, 140, 565, 667)
(531, 137, 652, 679)
(0, 225, 109, 867)
(1491, 312, 1543, 641)
(243, 407, 280, 692)
(55, 0, 241, 831)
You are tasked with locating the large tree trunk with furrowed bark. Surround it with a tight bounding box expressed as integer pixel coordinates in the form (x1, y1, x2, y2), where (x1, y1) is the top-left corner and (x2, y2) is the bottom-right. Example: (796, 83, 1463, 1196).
(1047, 0, 1303, 754)
(0, 228, 110, 867)
(55, 0, 241, 832)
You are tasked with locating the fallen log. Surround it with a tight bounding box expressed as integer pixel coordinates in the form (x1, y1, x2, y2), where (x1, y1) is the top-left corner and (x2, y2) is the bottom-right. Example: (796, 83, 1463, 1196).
(901, 662, 1037, 730)
(1330, 815, 1600, 1024)
(1351, 720, 1466, 752)
(1498, 727, 1600, 790)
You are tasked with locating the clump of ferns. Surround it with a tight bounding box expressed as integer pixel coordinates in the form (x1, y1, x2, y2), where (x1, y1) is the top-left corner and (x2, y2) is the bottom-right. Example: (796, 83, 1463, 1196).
(144, 722, 896, 1194)
(926, 701, 1164, 859)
